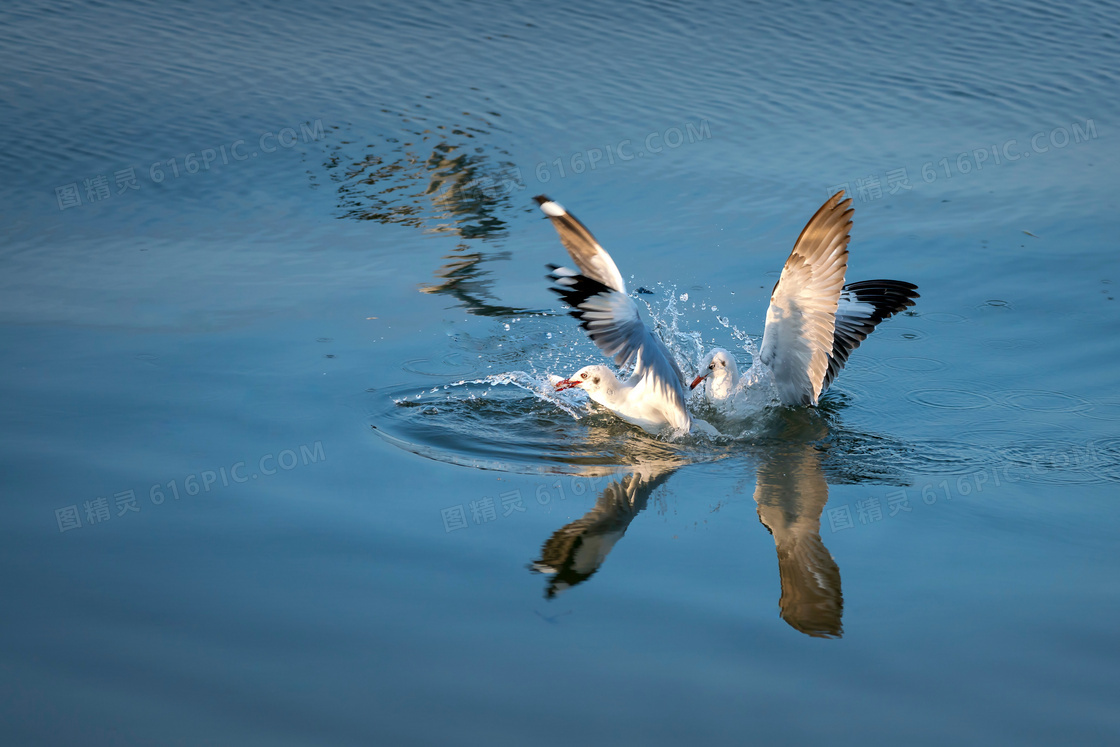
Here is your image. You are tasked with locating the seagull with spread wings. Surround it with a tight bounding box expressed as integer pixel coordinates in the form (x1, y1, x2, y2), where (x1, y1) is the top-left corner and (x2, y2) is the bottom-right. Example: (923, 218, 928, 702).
(537, 195, 693, 434)
(538, 191, 918, 431)
(691, 191, 919, 404)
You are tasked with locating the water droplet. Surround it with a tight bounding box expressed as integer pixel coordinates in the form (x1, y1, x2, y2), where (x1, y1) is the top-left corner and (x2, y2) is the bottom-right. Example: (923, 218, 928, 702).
(679, 293, 689, 302)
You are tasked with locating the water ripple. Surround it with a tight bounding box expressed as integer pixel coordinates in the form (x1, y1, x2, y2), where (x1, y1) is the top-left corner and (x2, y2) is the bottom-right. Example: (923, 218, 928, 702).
(1000, 389, 1093, 414)
(907, 388, 996, 410)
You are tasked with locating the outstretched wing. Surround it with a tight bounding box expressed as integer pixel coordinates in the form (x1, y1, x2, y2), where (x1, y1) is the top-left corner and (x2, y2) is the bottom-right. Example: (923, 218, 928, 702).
(759, 191, 853, 405)
(547, 266, 688, 397)
(823, 279, 920, 391)
(534, 196, 627, 293)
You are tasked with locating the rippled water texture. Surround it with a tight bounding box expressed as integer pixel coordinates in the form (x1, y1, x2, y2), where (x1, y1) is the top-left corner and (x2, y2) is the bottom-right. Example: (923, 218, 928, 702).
(2, 0, 1119, 744)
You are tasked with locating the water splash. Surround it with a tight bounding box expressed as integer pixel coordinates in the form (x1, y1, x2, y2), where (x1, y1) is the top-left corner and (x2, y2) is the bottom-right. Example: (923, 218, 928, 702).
(445, 370, 588, 421)
(371, 284, 947, 476)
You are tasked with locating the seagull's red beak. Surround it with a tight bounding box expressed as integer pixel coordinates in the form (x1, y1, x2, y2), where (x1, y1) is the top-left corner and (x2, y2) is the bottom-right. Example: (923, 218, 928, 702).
(690, 374, 708, 390)
(554, 379, 580, 391)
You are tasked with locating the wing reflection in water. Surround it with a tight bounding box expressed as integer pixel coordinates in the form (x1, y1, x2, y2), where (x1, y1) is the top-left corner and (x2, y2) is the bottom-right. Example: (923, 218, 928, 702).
(420, 243, 538, 318)
(325, 110, 538, 317)
(754, 441, 843, 639)
(531, 468, 673, 599)
(528, 432, 689, 598)
(527, 411, 847, 637)
(753, 410, 844, 638)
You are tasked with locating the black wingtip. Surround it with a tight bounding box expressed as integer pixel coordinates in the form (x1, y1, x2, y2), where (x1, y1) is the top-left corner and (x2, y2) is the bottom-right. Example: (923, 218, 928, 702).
(533, 195, 551, 206)
(842, 279, 921, 321)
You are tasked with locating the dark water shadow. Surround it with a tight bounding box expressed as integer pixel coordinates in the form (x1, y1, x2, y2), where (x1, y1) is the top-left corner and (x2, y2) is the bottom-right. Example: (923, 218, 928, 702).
(524, 410, 844, 637)
(525, 409, 843, 637)
(322, 107, 537, 317)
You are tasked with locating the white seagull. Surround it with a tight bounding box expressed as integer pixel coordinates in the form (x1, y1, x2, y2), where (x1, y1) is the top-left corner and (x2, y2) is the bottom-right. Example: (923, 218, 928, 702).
(690, 191, 919, 405)
(692, 348, 740, 401)
(536, 195, 693, 434)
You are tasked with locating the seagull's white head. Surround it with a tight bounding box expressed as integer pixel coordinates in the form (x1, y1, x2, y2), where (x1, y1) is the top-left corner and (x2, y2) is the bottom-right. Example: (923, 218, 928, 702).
(555, 365, 615, 396)
(690, 348, 740, 397)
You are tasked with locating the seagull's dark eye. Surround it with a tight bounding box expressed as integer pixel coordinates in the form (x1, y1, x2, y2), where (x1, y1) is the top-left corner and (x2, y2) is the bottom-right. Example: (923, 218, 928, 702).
(708, 363, 715, 370)
(580, 372, 587, 379)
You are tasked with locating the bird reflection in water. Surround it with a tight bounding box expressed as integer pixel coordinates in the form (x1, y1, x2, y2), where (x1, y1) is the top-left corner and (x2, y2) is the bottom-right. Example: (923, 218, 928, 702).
(325, 110, 536, 318)
(529, 432, 688, 599)
(530, 413, 845, 638)
(531, 468, 672, 599)
(753, 440, 842, 638)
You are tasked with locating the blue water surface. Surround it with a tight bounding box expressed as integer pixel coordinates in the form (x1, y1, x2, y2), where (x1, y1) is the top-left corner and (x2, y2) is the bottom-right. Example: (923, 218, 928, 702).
(1, 0, 1119, 744)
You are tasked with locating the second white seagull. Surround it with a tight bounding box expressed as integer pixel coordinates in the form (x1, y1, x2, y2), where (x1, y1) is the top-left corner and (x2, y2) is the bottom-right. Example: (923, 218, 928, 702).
(691, 191, 919, 404)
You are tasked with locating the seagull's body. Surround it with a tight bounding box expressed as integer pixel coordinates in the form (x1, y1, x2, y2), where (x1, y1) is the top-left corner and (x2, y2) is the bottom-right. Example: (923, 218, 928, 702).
(554, 364, 691, 432)
(536, 196, 692, 434)
(690, 191, 919, 405)
(692, 348, 740, 400)
(538, 190, 918, 429)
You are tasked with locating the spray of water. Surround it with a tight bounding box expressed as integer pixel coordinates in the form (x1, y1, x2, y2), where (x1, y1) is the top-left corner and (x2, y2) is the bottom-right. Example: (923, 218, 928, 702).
(392, 287, 787, 442)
